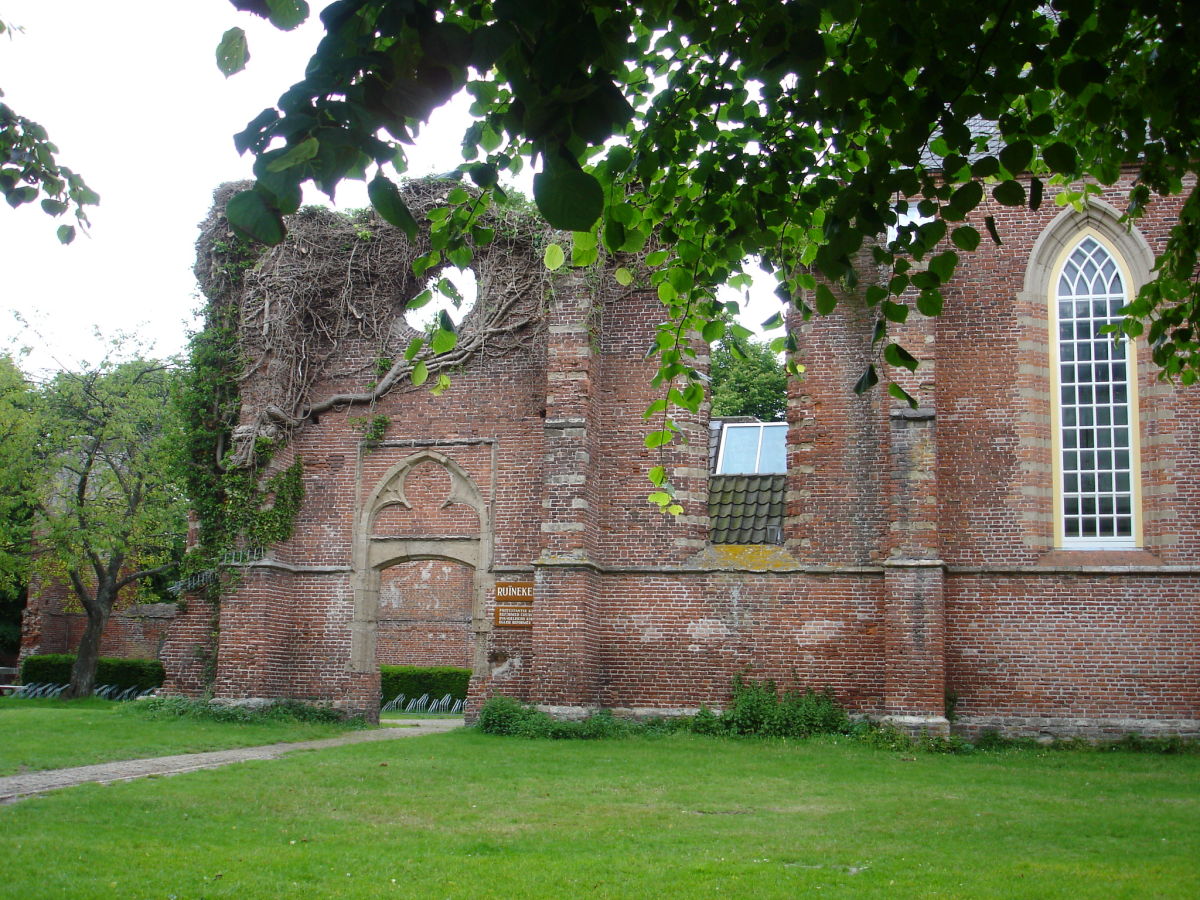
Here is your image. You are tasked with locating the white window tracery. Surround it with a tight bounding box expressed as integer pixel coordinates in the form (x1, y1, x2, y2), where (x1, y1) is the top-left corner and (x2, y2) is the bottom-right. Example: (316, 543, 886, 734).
(1053, 235, 1138, 547)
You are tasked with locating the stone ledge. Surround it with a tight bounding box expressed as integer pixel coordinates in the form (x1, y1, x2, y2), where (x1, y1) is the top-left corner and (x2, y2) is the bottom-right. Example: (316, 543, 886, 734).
(954, 714, 1200, 741)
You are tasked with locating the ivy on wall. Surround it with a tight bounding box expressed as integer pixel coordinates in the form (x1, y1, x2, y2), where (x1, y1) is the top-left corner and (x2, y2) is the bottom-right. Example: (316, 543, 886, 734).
(173, 230, 306, 686)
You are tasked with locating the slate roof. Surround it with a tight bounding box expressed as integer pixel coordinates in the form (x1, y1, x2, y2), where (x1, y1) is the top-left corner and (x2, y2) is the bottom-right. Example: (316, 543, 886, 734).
(708, 474, 787, 544)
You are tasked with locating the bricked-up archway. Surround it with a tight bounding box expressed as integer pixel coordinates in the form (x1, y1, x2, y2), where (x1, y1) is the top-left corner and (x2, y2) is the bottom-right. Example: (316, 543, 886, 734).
(350, 451, 492, 684)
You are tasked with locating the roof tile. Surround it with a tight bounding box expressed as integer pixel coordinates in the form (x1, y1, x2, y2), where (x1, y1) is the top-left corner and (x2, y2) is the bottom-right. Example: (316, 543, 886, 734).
(708, 474, 787, 544)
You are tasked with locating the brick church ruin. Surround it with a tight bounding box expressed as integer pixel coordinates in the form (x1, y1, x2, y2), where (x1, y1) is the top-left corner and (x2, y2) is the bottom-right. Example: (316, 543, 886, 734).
(22, 172, 1200, 739)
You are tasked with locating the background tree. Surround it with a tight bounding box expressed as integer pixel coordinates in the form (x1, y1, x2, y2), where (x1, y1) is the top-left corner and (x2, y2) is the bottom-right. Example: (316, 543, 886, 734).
(31, 355, 186, 698)
(709, 337, 787, 423)
(0, 354, 37, 661)
(219, 0, 1200, 424)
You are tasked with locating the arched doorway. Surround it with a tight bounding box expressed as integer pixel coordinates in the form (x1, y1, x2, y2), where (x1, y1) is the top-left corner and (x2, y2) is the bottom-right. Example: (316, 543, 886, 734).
(349, 451, 491, 697)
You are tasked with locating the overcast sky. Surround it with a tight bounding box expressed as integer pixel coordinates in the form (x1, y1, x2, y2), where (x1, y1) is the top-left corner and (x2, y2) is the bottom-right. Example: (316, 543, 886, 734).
(0, 1, 775, 376)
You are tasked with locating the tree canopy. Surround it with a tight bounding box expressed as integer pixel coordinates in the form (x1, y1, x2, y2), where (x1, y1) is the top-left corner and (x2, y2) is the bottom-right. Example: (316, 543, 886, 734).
(219, 0, 1200, 420)
(0, 355, 36, 657)
(710, 336, 788, 423)
(31, 356, 186, 696)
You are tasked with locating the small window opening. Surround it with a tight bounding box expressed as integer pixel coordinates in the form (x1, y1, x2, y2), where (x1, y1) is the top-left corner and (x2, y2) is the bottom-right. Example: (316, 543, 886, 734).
(715, 422, 787, 474)
(405, 266, 477, 333)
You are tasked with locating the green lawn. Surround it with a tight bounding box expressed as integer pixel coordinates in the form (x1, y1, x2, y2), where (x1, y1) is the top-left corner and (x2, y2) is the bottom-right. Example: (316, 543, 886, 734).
(0, 697, 363, 775)
(0, 728, 1196, 898)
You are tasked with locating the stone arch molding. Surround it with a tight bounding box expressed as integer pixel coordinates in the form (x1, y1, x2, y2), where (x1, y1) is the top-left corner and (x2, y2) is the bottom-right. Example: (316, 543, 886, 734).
(349, 450, 493, 674)
(1023, 198, 1155, 298)
(1014, 197, 1155, 553)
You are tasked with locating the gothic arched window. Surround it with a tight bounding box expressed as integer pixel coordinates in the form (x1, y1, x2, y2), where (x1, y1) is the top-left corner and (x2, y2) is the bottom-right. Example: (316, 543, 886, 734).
(1052, 233, 1141, 548)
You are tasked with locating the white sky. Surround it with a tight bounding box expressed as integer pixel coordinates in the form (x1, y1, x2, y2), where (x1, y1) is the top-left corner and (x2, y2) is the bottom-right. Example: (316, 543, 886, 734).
(0, 1, 777, 375)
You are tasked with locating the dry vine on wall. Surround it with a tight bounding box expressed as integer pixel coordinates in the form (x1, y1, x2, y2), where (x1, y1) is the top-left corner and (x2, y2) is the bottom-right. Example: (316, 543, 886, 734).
(195, 179, 553, 466)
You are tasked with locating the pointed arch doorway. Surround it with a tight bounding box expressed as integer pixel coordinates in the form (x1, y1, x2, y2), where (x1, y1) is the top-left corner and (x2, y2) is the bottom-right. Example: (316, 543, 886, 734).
(348, 451, 491, 703)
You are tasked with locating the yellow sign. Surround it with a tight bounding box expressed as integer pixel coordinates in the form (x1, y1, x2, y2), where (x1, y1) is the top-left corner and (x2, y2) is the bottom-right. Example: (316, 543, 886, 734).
(494, 581, 534, 628)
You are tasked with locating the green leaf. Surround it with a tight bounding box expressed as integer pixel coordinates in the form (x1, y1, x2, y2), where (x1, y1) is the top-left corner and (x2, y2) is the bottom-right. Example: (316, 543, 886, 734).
(1042, 141, 1078, 174)
(642, 397, 667, 419)
(266, 0, 309, 30)
(992, 180, 1025, 207)
(266, 137, 319, 172)
(447, 245, 473, 269)
(667, 267, 694, 293)
(888, 382, 919, 409)
(644, 429, 675, 449)
(702, 320, 726, 343)
(407, 289, 433, 311)
(999, 139, 1033, 175)
(884, 342, 919, 372)
(984, 215, 1002, 245)
(614, 267, 633, 286)
(945, 181, 983, 220)
(216, 28, 249, 77)
(56, 224, 76, 245)
(647, 491, 672, 506)
(916, 289, 944, 317)
(543, 243, 565, 271)
(411, 361, 429, 387)
(533, 159, 603, 231)
(645, 249, 670, 267)
(225, 189, 285, 244)
(881, 300, 908, 323)
(927, 250, 958, 284)
(603, 217, 627, 253)
(648, 466, 667, 486)
(412, 251, 440, 279)
(368, 172, 417, 240)
(853, 364, 879, 395)
(951, 226, 980, 252)
(572, 231, 599, 267)
(814, 283, 837, 315)
(430, 325, 457, 355)
(404, 338, 424, 361)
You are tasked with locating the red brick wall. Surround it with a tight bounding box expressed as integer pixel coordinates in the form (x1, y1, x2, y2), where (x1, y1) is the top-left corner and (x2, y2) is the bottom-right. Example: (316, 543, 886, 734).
(376, 558, 472, 668)
(946, 573, 1200, 737)
(594, 572, 885, 712)
(20, 573, 179, 667)
(36, 178, 1197, 738)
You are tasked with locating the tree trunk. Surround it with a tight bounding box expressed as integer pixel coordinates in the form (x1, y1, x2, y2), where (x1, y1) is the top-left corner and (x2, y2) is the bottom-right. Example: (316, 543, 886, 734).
(64, 596, 111, 699)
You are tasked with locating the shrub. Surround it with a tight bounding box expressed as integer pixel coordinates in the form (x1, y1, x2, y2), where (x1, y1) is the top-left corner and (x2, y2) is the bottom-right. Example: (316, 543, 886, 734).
(718, 675, 851, 739)
(769, 688, 851, 738)
(380, 665, 471, 707)
(722, 674, 779, 735)
(477, 696, 641, 740)
(20, 654, 165, 691)
(476, 695, 535, 736)
(477, 680, 855, 743)
(690, 706, 726, 736)
(133, 696, 359, 725)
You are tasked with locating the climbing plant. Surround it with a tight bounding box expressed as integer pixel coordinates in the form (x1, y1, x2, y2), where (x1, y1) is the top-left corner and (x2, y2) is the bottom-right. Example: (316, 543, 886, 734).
(217, 0, 1200, 430)
(173, 226, 305, 591)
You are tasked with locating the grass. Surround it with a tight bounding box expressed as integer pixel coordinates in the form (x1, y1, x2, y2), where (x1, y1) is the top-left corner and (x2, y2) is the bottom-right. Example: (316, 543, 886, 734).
(0, 697, 363, 775)
(0, 728, 1196, 898)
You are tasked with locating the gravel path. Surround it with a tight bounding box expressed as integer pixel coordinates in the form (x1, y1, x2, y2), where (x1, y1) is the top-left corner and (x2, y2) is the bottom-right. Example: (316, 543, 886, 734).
(0, 718, 463, 804)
